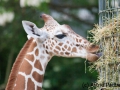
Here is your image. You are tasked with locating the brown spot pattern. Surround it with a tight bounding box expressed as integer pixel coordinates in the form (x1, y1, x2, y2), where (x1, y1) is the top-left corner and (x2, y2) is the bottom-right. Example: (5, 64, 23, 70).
(55, 40, 57, 43)
(46, 50, 49, 54)
(64, 45, 67, 49)
(62, 48, 65, 51)
(55, 46, 61, 50)
(72, 47, 77, 52)
(37, 86, 42, 90)
(27, 78, 35, 90)
(48, 40, 50, 43)
(65, 52, 70, 55)
(50, 47, 52, 50)
(60, 52, 64, 55)
(40, 55, 45, 59)
(34, 60, 43, 71)
(32, 71, 44, 83)
(19, 60, 32, 75)
(27, 42, 37, 52)
(14, 74, 25, 90)
(67, 41, 69, 44)
(43, 44, 45, 48)
(79, 39, 82, 42)
(25, 54, 34, 62)
(46, 46, 48, 49)
(58, 43, 63, 46)
(54, 49, 59, 54)
(35, 49, 39, 56)
(68, 47, 71, 51)
(47, 56, 51, 60)
(76, 38, 79, 42)
(52, 42, 55, 46)
(79, 46, 82, 50)
(84, 41, 87, 44)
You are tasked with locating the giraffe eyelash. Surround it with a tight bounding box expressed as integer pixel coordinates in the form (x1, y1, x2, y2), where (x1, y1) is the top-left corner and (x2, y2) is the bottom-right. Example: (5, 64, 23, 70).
(55, 34, 66, 39)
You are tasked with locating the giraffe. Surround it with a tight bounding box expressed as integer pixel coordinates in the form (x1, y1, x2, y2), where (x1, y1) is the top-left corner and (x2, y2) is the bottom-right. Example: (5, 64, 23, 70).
(6, 14, 99, 90)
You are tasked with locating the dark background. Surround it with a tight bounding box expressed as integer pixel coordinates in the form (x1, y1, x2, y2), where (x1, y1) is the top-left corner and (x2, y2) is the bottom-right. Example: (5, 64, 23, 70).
(0, 0, 99, 90)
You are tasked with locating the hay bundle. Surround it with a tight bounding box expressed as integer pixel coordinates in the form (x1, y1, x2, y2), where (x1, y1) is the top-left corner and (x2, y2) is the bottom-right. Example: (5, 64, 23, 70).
(88, 15, 120, 90)
(89, 16, 120, 43)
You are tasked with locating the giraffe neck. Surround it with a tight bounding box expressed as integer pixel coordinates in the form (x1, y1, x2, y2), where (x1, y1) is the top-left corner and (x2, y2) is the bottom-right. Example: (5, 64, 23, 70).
(6, 38, 52, 90)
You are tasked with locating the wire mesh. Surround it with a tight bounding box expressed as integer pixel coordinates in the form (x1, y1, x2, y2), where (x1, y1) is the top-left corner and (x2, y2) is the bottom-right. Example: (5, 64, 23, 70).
(89, 0, 120, 90)
(99, 0, 120, 27)
(98, 0, 120, 90)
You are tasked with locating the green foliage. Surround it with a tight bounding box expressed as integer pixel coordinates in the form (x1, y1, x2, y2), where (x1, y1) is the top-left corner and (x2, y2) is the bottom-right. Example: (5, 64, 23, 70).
(39, 2, 49, 13)
(0, 0, 98, 90)
(44, 57, 98, 90)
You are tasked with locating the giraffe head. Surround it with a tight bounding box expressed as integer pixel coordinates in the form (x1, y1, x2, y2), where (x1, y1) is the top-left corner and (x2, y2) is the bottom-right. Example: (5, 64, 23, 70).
(22, 14, 99, 62)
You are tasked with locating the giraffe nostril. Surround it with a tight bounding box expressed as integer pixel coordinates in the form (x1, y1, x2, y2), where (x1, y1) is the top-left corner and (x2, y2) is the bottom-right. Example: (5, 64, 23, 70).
(40, 13, 44, 18)
(40, 15, 42, 18)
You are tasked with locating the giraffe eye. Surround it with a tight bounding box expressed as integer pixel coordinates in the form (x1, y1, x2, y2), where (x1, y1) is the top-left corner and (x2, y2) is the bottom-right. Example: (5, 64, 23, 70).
(55, 34, 66, 39)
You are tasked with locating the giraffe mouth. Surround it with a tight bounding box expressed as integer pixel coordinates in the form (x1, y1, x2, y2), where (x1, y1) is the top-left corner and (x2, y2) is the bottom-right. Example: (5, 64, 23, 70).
(93, 52, 102, 58)
(96, 52, 102, 57)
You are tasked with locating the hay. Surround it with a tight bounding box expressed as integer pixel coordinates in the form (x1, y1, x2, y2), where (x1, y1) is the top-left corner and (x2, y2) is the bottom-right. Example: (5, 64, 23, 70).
(88, 15, 120, 90)
(89, 16, 120, 43)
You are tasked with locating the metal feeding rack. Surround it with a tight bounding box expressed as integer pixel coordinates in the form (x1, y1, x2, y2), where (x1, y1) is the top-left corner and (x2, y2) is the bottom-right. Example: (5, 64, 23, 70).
(89, 0, 120, 90)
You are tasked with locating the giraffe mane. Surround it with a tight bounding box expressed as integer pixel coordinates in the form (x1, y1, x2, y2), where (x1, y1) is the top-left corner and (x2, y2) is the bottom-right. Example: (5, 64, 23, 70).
(6, 38, 33, 90)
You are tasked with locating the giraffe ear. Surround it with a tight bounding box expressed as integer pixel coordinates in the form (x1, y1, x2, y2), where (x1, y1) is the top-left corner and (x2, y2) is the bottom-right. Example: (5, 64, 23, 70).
(22, 20, 41, 39)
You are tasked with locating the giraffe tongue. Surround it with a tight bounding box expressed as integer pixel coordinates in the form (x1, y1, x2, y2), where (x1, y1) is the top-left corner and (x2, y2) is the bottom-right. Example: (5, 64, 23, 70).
(95, 52, 102, 58)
